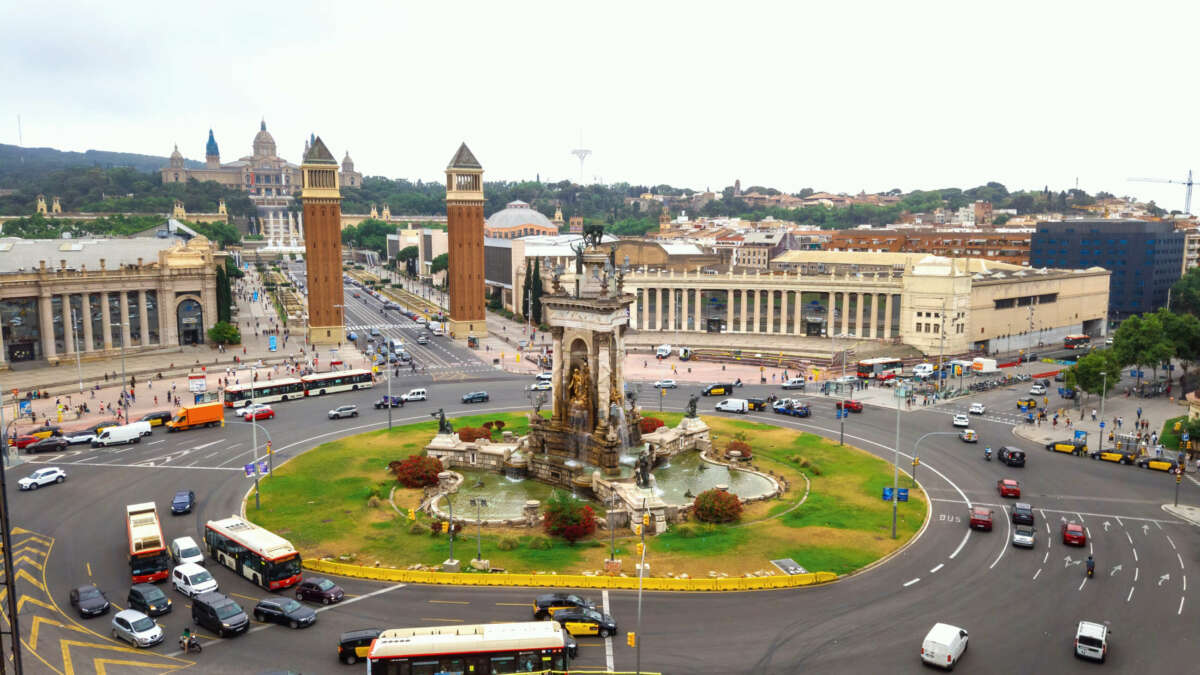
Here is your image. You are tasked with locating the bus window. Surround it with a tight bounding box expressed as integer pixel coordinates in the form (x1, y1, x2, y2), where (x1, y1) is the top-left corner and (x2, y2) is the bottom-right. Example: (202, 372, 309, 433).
(490, 656, 517, 674)
(411, 661, 441, 675)
(517, 652, 541, 671)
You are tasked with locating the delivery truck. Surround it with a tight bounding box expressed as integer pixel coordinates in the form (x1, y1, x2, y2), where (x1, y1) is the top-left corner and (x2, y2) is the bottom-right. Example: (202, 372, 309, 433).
(166, 402, 224, 432)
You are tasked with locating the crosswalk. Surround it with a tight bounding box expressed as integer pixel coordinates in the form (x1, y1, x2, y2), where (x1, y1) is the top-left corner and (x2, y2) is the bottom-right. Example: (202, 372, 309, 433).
(346, 323, 417, 331)
(930, 405, 1030, 427)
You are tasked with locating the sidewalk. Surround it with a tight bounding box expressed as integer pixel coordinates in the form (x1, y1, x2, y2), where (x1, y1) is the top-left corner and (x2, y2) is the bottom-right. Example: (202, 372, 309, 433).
(1009, 385, 1187, 456)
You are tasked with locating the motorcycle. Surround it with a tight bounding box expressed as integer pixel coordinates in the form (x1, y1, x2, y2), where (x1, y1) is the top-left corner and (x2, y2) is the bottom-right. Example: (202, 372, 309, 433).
(1086, 558, 1095, 578)
(984, 447, 992, 461)
(180, 635, 202, 654)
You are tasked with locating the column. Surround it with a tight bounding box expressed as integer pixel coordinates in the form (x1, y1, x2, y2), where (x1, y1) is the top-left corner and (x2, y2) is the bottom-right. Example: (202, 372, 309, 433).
(765, 291, 775, 333)
(693, 289, 702, 332)
(62, 294, 74, 354)
(883, 293, 892, 339)
(667, 288, 676, 332)
(825, 291, 834, 336)
(139, 290, 149, 345)
(39, 294, 56, 359)
(725, 289, 734, 333)
(119, 292, 131, 347)
(81, 293, 94, 352)
(101, 291, 113, 351)
(739, 289, 748, 332)
(640, 288, 648, 330)
(551, 328, 565, 421)
(751, 290, 761, 334)
(793, 290, 804, 336)
(655, 288, 663, 330)
(680, 286, 689, 332)
(595, 336, 611, 428)
(0, 313, 5, 365)
(840, 292, 850, 336)
(855, 293, 865, 337)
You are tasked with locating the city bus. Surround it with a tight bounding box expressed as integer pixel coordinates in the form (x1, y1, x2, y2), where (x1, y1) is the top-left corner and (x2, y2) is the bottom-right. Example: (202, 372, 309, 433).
(222, 377, 305, 407)
(366, 622, 569, 675)
(126, 503, 169, 583)
(1064, 334, 1091, 350)
(856, 357, 904, 380)
(204, 516, 302, 590)
(302, 368, 375, 396)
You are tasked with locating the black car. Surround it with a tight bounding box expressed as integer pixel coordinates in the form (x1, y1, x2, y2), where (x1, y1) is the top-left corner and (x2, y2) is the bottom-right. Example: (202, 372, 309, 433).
(295, 577, 344, 605)
(69, 584, 110, 618)
(374, 396, 404, 409)
(192, 592, 249, 637)
(745, 397, 768, 411)
(702, 383, 735, 397)
(171, 490, 196, 514)
(253, 597, 316, 629)
(553, 607, 619, 638)
(461, 391, 489, 404)
(85, 420, 121, 435)
(1061, 388, 1077, 399)
(25, 437, 68, 454)
(1011, 502, 1035, 526)
(999, 446, 1026, 467)
(338, 628, 382, 665)
(532, 593, 595, 620)
(127, 583, 172, 617)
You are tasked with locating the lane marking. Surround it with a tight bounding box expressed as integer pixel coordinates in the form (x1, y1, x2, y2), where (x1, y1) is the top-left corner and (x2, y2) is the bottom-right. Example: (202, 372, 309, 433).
(147, 440, 165, 445)
(930, 563, 944, 574)
(1126, 532, 1133, 545)
(1033, 568, 1041, 581)
(192, 440, 221, 450)
(903, 578, 920, 587)
(1179, 553, 1185, 570)
(1132, 548, 1138, 562)
(989, 506, 1011, 570)
(428, 600, 469, 605)
(929, 499, 1180, 524)
(420, 617, 464, 623)
(1134, 568, 1139, 582)
(1167, 535, 1176, 550)
(1179, 597, 1185, 615)
(1127, 587, 1135, 603)
(86, 562, 91, 577)
(602, 589, 614, 672)
(494, 603, 528, 607)
(1078, 578, 1087, 591)
(1042, 552, 1049, 564)
(1116, 516, 1124, 527)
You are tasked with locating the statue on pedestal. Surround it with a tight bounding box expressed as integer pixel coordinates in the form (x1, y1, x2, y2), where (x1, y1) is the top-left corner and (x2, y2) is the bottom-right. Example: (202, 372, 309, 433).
(431, 408, 453, 434)
(686, 394, 699, 419)
(635, 447, 653, 489)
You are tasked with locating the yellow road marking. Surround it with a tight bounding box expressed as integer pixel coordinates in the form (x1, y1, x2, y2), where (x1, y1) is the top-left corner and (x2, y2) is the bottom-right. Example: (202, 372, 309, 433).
(14, 545, 48, 558)
(429, 599, 469, 604)
(14, 554, 45, 571)
(94, 657, 191, 675)
(419, 617, 464, 623)
(229, 592, 261, 603)
(16, 568, 46, 592)
(86, 563, 92, 577)
(28, 616, 91, 647)
(60, 639, 187, 675)
(18, 596, 57, 614)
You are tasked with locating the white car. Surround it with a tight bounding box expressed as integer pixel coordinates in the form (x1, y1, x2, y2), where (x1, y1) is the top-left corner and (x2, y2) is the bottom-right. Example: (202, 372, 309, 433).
(921, 623, 968, 670)
(527, 382, 552, 391)
(18, 467, 66, 490)
(110, 609, 163, 648)
(171, 562, 218, 597)
(653, 379, 677, 389)
(1074, 620, 1109, 662)
(952, 414, 970, 427)
(401, 388, 428, 402)
(236, 402, 270, 416)
(170, 536, 205, 565)
(63, 430, 97, 445)
(1029, 384, 1047, 396)
(968, 402, 986, 415)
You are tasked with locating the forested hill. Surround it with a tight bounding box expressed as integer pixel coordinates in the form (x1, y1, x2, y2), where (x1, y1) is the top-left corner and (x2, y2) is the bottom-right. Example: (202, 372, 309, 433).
(0, 143, 202, 183)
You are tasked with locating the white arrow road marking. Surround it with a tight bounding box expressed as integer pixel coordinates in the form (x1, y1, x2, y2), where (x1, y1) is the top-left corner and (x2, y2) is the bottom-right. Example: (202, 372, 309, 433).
(1142, 523, 1150, 535)
(1103, 521, 1112, 532)
(1065, 556, 1080, 568)
(1110, 564, 1123, 577)
(1159, 573, 1170, 587)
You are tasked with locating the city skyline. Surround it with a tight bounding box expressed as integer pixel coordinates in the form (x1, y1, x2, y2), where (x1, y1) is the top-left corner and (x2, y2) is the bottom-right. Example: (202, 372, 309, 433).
(3, 1, 1198, 211)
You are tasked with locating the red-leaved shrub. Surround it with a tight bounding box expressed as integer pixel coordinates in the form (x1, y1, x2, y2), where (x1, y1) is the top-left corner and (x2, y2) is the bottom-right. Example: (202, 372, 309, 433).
(457, 426, 491, 442)
(726, 440, 752, 460)
(542, 490, 597, 544)
(640, 417, 665, 433)
(392, 455, 443, 488)
(693, 488, 743, 523)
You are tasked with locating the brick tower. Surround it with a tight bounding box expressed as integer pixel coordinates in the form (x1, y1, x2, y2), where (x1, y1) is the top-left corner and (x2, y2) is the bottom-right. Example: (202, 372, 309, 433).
(301, 136, 345, 346)
(445, 143, 486, 341)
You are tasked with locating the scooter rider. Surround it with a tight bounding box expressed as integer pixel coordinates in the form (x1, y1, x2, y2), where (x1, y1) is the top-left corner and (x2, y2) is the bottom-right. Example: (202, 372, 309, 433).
(985, 446, 992, 460)
(1086, 555, 1095, 576)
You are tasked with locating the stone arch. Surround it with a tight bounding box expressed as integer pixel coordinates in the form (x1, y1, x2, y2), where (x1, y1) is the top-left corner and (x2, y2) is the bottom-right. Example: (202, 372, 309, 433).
(175, 295, 204, 346)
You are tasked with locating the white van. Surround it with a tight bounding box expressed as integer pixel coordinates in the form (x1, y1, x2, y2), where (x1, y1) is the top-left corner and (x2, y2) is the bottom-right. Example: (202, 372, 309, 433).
(430, 325, 444, 336)
(912, 363, 935, 380)
(170, 536, 205, 565)
(655, 344, 672, 358)
(171, 562, 218, 597)
(91, 421, 151, 447)
(920, 622, 968, 670)
(1073, 620, 1109, 662)
(535, 372, 553, 384)
(715, 398, 749, 414)
(388, 338, 404, 353)
(401, 388, 428, 402)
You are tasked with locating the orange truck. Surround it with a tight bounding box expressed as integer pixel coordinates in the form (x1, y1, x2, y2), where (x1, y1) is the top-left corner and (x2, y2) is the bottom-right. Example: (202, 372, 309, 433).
(166, 402, 224, 432)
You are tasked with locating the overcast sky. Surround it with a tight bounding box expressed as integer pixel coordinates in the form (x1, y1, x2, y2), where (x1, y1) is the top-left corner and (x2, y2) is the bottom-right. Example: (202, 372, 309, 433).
(3, 1, 1198, 210)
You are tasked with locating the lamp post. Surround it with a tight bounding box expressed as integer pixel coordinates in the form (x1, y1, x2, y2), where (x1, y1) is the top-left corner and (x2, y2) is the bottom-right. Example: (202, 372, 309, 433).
(113, 322, 129, 422)
(831, 332, 851, 446)
(1097, 371, 1109, 454)
(71, 308, 83, 395)
(902, 431, 961, 538)
(469, 498, 487, 563)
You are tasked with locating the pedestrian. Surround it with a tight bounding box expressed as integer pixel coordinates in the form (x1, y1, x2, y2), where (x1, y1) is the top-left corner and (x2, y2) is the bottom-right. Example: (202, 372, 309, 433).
(1117, 417, 1123, 429)
(154, 396, 158, 405)
(1137, 406, 1142, 420)
(1091, 409, 1097, 422)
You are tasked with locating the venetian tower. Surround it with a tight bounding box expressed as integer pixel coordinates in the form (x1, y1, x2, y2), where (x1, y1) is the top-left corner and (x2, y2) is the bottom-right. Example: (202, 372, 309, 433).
(445, 143, 487, 341)
(301, 136, 345, 346)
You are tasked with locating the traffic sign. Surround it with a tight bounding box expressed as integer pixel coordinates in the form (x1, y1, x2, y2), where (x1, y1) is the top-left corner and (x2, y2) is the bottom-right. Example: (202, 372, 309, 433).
(1184, 432, 1190, 442)
(1099, 421, 1105, 429)
(882, 487, 894, 501)
(898, 488, 909, 502)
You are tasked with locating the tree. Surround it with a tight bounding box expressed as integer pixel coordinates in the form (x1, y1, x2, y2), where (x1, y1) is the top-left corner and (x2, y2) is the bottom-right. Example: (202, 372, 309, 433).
(530, 258, 544, 324)
(215, 266, 232, 323)
(206, 321, 241, 345)
(542, 490, 596, 544)
(1158, 307, 1200, 386)
(430, 253, 449, 275)
(391, 455, 444, 488)
(1069, 348, 1121, 400)
(692, 489, 743, 523)
(1169, 266, 1200, 318)
(1113, 313, 1174, 385)
(397, 245, 419, 276)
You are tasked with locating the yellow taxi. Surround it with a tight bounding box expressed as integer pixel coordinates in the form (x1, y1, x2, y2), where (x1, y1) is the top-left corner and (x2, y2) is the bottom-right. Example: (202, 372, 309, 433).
(1136, 456, 1179, 472)
(1090, 448, 1139, 465)
(1045, 440, 1086, 456)
(1016, 398, 1038, 410)
(30, 425, 63, 440)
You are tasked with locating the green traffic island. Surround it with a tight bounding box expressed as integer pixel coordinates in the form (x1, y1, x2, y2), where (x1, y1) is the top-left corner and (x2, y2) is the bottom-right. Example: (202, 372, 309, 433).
(248, 412, 926, 580)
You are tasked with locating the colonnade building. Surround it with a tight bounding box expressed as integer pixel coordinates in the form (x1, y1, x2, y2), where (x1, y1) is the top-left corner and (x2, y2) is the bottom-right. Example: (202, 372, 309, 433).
(623, 251, 1110, 357)
(0, 236, 220, 367)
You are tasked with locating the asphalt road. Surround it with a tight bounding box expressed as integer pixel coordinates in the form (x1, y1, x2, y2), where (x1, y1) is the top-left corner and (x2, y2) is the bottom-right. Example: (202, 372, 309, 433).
(7, 289, 1200, 673)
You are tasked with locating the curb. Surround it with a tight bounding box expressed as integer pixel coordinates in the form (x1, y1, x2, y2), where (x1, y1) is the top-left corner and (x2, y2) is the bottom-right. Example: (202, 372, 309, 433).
(1162, 504, 1200, 527)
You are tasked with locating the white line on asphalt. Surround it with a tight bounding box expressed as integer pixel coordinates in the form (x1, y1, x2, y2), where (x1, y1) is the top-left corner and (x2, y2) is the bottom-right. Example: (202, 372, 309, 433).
(204, 452, 220, 459)
(1045, 522, 1051, 535)
(193, 440, 221, 450)
(1126, 532, 1133, 545)
(226, 443, 243, 450)
(990, 506, 1011, 570)
(1078, 578, 1087, 592)
(930, 564, 944, 574)
(1155, 520, 1163, 530)
(903, 578, 920, 587)
(1043, 551, 1049, 564)
(1127, 587, 1135, 603)
(27, 459, 242, 471)
(1116, 516, 1124, 527)
(1039, 508, 1047, 522)
(1033, 569, 1041, 581)
(1075, 512, 1085, 523)
(1179, 597, 1185, 615)
(1167, 535, 1176, 550)
(1133, 548, 1138, 562)
(602, 589, 614, 672)
(1179, 553, 1185, 570)
(929, 499, 1181, 525)
(1134, 568, 1139, 582)
(147, 440, 164, 445)
(1085, 527, 1092, 540)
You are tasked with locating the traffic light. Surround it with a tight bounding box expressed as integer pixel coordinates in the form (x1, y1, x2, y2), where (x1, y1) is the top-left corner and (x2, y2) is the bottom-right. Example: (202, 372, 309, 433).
(408, 508, 416, 521)
(220, 418, 225, 428)
(627, 632, 637, 648)
(266, 441, 272, 455)
(632, 524, 641, 536)
(636, 542, 644, 557)
(442, 521, 450, 533)
(642, 513, 650, 527)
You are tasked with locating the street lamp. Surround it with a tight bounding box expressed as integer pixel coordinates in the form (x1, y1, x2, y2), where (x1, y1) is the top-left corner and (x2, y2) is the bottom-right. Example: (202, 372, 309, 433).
(469, 498, 487, 563)
(830, 332, 851, 446)
(113, 322, 129, 422)
(902, 431, 961, 538)
(1097, 371, 1109, 454)
(71, 308, 83, 395)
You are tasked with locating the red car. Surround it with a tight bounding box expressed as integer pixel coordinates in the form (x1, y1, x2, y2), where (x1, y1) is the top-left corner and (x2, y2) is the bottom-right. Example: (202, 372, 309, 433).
(836, 400, 863, 413)
(997, 479, 1021, 498)
(12, 435, 38, 450)
(969, 507, 993, 531)
(1062, 522, 1087, 546)
(243, 408, 275, 421)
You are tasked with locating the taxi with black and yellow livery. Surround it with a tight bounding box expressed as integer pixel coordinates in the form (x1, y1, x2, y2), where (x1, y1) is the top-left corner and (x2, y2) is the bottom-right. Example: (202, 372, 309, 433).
(1090, 448, 1140, 465)
(29, 425, 63, 440)
(1045, 439, 1087, 456)
(553, 607, 618, 638)
(532, 593, 595, 620)
(1136, 456, 1180, 472)
(1016, 398, 1038, 411)
(702, 383, 735, 397)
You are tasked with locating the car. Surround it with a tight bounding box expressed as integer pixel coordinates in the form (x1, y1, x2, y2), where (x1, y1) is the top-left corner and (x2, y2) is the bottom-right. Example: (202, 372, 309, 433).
(461, 391, 490, 404)
(1137, 456, 1179, 472)
(1011, 502, 1035, 525)
(836, 399, 863, 413)
(773, 399, 811, 417)
(1016, 398, 1038, 410)
(702, 383, 735, 397)
(653, 379, 677, 389)
(1060, 388, 1077, 399)
(140, 411, 172, 427)
(1074, 620, 1110, 662)
(951, 414, 970, 428)
(254, 597, 316, 629)
(328, 405, 359, 419)
(1046, 440, 1087, 456)
(997, 479, 1021, 498)
(127, 583, 172, 617)
(18, 467, 66, 490)
(1105, 336, 1114, 345)
(369, 328, 381, 337)
(110, 609, 163, 648)
(998, 446, 1026, 467)
(401, 388, 428, 403)
(171, 562, 219, 597)
(959, 429, 978, 443)
(29, 425, 62, 440)
(920, 623, 968, 670)
(1029, 384, 1047, 395)
(192, 591, 249, 637)
(63, 429, 98, 445)
(243, 406, 275, 421)
(1091, 448, 1138, 465)
(1062, 522, 1087, 546)
(338, 628, 382, 665)
(295, 577, 344, 605)
(781, 377, 807, 390)
(968, 402, 986, 415)
(170, 536, 205, 565)
(69, 584, 111, 618)
(12, 435, 39, 449)
(347, 332, 359, 342)
(745, 397, 769, 412)
(968, 507, 993, 531)
(1012, 524, 1037, 548)
(25, 437, 68, 454)
(553, 607, 618, 638)
(532, 593, 596, 620)
(1054, 371, 1066, 382)
(236, 402, 270, 416)
(374, 396, 405, 409)
(170, 490, 196, 514)
(84, 420, 121, 435)
(416, 334, 429, 345)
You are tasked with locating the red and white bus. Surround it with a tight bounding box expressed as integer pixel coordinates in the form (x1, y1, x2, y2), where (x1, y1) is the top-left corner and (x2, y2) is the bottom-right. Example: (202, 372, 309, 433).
(223, 377, 305, 407)
(366, 622, 570, 675)
(126, 503, 169, 583)
(301, 368, 374, 396)
(1064, 334, 1090, 350)
(204, 516, 302, 590)
(856, 357, 904, 380)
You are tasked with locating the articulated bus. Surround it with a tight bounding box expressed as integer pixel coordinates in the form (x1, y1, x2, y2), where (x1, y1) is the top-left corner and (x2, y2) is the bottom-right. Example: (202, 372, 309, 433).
(366, 622, 569, 675)
(301, 369, 374, 395)
(856, 357, 904, 380)
(1064, 334, 1091, 350)
(223, 378, 305, 407)
(204, 516, 302, 590)
(126, 503, 169, 583)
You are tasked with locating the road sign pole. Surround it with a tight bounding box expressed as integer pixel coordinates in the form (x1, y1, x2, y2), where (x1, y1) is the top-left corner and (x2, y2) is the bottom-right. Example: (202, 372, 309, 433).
(1175, 469, 1182, 507)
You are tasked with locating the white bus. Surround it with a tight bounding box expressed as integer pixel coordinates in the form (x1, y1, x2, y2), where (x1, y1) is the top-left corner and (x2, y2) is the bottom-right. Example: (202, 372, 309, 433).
(856, 357, 904, 380)
(204, 516, 302, 590)
(366, 622, 569, 674)
(223, 378, 305, 407)
(302, 369, 375, 396)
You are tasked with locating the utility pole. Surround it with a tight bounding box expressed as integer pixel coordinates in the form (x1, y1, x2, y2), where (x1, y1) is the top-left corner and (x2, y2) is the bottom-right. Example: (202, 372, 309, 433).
(0, 387, 23, 673)
(892, 383, 901, 539)
(72, 308, 83, 395)
(936, 298, 947, 392)
(1027, 303, 1035, 364)
(1097, 371, 1108, 455)
(251, 399, 259, 510)
(635, 497, 647, 675)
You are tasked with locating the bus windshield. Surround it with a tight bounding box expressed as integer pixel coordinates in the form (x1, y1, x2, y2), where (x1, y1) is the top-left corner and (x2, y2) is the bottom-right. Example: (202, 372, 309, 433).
(130, 552, 168, 576)
(267, 555, 302, 582)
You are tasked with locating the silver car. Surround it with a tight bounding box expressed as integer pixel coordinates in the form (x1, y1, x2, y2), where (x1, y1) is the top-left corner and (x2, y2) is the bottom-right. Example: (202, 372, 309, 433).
(328, 405, 359, 419)
(1012, 525, 1036, 548)
(111, 609, 163, 648)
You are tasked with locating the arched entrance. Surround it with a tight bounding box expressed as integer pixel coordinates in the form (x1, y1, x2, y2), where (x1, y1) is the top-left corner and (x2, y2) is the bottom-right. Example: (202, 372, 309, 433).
(177, 298, 204, 345)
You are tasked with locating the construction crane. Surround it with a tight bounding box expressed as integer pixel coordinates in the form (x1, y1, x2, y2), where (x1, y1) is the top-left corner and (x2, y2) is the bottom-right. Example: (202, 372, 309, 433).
(1128, 170, 1196, 214)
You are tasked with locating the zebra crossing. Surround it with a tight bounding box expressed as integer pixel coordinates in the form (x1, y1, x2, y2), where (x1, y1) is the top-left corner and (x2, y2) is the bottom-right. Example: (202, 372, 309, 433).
(932, 404, 1029, 426)
(346, 323, 416, 331)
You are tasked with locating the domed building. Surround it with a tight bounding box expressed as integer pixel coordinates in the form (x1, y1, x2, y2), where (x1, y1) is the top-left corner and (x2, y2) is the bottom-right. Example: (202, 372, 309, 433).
(484, 200, 561, 239)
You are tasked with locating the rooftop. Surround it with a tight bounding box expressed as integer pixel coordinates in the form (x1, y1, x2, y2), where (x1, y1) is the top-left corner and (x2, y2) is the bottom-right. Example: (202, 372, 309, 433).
(0, 236, 184, 274)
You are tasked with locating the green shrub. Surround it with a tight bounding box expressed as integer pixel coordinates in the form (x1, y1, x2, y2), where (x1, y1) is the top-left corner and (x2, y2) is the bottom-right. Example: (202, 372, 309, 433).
(673, 523, 697, 538)
(408, 522, 427, 535)
(527, 537, 552, 550)
(497, 537, 519, 551)
(542, 490, 597, 544)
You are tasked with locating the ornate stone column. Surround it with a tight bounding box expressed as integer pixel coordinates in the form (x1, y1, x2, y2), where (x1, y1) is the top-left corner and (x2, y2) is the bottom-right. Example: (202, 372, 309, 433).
(119, 292, 131, 347)
(62, 294, 74, 354)
(725, 289, 734, 333)
(855, 292, 865, 337)
(679, 285, 688, 332)
(751, 290, 760, 333)
(639, 288, 648, 330)
(667, 288, 676, 331)
(765, 290, 775, 334)
(81, 293, 94, 352)
(793, 290, 804, 336)
(840, 291, 850, 336)
(139, 290, 149, 345)
(655, 288, 663, 330)
(551, 327, 565, 422)
(739, 289, 748, 332)
(101, 291, 113, 351)
(39, 294, 56, 359)
(595, 334, 611, 431)
(883, 293, 892, 339)
(693, 288, 702, 332)
(826, 290, 835, 336)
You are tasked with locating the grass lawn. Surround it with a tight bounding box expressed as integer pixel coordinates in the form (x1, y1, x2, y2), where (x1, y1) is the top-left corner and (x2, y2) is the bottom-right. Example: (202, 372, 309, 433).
(250, 409, 925, 577)
(1160, 415, 1187, 451)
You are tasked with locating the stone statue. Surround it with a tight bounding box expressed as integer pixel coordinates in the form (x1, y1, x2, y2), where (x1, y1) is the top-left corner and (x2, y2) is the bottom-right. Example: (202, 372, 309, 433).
(609, 380, 623, 407)
(635, 447, 653, 489)
(686, 394, 699, 418)
(571, 240, 585, 274)
(583, 222, 605, 248)
(431, 408, 453, 434)
(569, 363, 592, 407)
